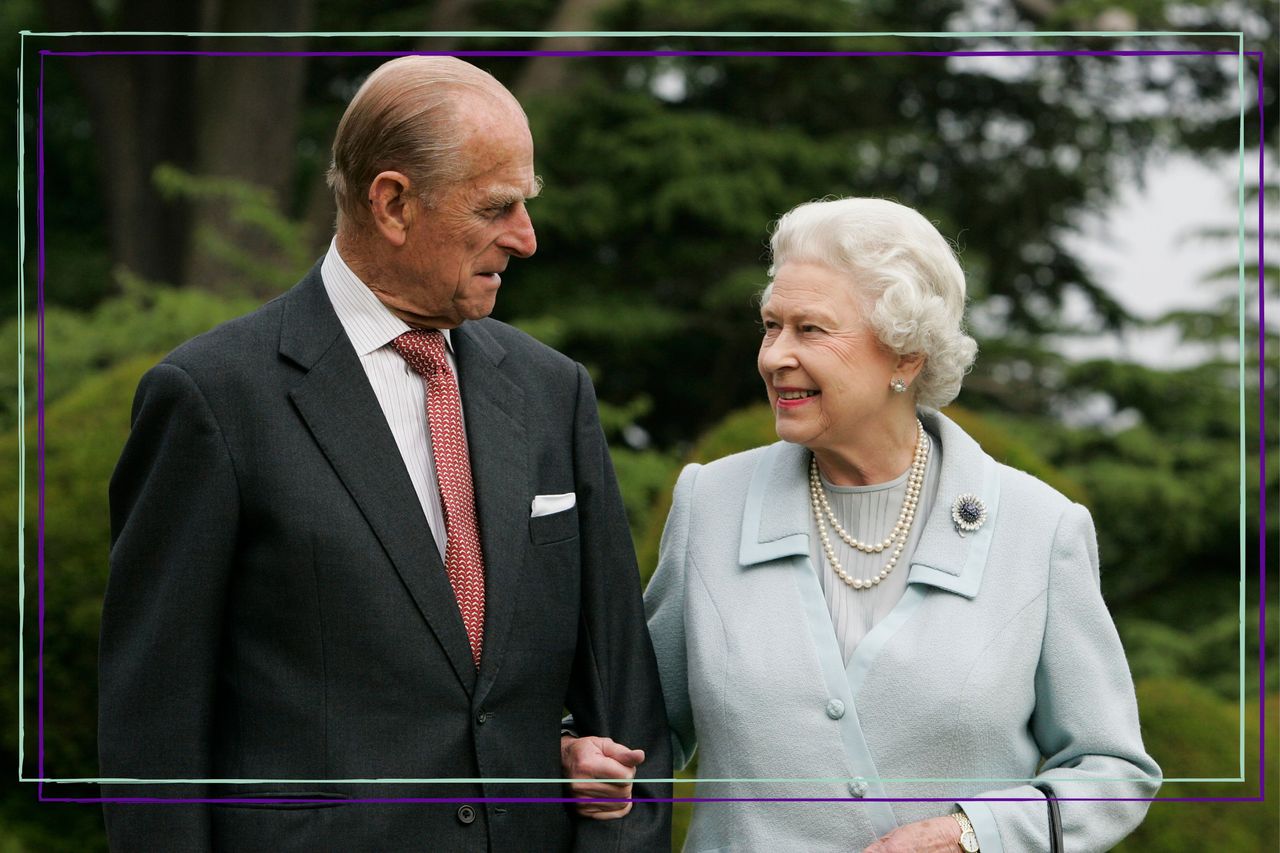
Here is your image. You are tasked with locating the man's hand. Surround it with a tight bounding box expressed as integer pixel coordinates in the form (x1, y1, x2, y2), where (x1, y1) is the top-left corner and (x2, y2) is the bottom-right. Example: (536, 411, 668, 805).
(862, 815, 965, 852)
(560, 735, 646, 820)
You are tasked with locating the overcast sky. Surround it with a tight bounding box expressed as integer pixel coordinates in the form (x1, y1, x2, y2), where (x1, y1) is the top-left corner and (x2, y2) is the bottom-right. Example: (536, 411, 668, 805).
(1054, 151, 1271, 368)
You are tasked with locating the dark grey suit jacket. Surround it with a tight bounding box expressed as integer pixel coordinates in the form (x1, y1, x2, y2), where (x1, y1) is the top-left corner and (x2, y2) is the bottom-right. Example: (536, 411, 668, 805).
(99, 264, 672, 852)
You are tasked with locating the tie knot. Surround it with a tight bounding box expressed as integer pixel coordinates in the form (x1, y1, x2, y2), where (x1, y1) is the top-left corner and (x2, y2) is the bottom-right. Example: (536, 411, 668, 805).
(392, 329, 449, 377)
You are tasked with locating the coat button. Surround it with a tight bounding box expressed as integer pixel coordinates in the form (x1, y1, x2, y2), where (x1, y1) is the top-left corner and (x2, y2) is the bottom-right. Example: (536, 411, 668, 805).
(848, 778, 868, 798)
(476, 710, 489, 725)
(825, 699, 845, 720)
(456, 804, 477, 825)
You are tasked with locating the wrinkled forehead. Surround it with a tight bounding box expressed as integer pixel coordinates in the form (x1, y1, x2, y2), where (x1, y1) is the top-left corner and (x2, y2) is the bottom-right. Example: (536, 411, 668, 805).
(760, 261, 865, 312)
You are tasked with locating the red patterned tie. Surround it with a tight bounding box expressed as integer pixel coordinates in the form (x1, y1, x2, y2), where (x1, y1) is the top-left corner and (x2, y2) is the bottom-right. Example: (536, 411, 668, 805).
(392, 330, 486, 667)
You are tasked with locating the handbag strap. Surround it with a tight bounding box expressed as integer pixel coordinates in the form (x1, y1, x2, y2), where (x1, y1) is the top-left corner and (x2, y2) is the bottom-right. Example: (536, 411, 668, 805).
(1034, 783, 1065, 853)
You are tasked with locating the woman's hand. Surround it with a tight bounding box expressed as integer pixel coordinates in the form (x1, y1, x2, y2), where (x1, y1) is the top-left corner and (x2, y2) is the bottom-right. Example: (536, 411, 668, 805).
(560, 735, 646, 820)
(862, 815, 964, 852)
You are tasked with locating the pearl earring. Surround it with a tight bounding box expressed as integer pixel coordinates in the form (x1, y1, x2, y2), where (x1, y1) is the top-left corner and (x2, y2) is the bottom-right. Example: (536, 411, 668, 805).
(890, 378, 907, 394)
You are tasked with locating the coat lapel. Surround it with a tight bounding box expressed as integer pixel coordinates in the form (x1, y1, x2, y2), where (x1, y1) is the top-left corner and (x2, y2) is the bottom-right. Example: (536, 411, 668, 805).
(279, 268, 478, 695)
(451, 321, 529, 701)
(736, 409, 1001, 598)
(905, 409, 1001, 599)
(738, 441, 812, 566)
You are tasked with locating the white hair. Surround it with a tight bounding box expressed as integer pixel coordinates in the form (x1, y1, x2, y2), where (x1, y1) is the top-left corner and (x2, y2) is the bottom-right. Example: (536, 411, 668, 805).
(763, 197, 978, 409)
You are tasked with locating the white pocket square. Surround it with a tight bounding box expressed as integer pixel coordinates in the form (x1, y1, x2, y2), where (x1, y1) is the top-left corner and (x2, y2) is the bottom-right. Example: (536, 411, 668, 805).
(531, 492, 576, 517)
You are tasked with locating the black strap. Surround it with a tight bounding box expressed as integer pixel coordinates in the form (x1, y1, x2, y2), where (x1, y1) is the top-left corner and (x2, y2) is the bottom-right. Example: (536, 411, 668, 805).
(1034, 783, 1064, 853)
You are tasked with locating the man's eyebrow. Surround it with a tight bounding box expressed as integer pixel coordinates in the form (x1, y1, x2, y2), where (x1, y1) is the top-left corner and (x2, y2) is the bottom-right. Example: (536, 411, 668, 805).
(485, 175, 544, 207)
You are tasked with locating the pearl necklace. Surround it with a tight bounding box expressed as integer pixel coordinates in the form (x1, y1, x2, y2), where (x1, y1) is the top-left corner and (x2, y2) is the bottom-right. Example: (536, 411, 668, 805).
(808, 419, 929, 590)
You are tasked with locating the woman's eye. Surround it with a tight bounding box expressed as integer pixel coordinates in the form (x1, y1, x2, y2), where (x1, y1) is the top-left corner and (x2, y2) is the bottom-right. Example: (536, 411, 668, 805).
(800, 324, 822, 334)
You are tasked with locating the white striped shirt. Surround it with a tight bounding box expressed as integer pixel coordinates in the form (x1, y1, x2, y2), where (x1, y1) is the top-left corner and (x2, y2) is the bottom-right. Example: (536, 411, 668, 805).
(320, 238, 461, 563)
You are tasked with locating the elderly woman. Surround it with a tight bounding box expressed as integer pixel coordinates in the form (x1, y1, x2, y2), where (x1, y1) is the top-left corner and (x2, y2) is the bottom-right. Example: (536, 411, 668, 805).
(562, 197, 1160, 852)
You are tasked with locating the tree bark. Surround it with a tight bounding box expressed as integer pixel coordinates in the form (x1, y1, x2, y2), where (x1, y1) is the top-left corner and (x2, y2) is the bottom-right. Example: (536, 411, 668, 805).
(42, 0, 202, 287)
(512, 0, 612, 99)
(183, 0, 314, 294)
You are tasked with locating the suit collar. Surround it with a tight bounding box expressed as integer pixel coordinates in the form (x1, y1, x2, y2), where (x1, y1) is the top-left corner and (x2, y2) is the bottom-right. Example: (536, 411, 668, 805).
(737, 408, 1001, 599)
(278, 260, 344, 370)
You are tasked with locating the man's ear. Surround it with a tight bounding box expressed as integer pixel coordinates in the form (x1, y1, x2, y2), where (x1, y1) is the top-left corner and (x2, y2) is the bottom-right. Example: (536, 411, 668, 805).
(367, 171, 413, 247)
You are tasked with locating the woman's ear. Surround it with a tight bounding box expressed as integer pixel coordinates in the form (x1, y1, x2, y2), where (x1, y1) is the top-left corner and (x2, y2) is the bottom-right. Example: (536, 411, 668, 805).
(896, 352, 926, 385)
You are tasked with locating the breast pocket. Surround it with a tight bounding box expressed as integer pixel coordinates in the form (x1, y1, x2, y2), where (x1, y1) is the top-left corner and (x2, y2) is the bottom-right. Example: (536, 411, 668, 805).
(529, 505, 579, 545)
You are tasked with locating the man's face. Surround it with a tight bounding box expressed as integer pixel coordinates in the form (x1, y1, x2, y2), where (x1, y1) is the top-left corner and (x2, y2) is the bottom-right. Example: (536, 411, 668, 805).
(391, 100, 539, 328)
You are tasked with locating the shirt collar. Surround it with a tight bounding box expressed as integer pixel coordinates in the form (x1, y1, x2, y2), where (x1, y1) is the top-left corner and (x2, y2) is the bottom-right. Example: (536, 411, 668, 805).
(320, 237, 454, 357)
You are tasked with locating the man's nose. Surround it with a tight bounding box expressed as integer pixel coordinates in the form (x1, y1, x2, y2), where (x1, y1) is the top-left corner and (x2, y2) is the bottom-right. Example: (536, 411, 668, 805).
(501, 204, 537, 258)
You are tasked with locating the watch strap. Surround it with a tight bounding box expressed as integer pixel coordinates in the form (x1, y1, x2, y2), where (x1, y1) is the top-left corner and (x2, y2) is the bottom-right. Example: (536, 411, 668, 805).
(952, 810, 980, 852)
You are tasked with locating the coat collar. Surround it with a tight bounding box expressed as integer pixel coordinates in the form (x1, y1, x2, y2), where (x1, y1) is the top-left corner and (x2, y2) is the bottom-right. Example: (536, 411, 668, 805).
(737, 408, 1002, 599)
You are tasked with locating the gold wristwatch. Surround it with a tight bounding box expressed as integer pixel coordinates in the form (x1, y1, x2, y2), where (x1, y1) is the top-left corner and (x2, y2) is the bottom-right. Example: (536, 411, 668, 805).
(952, 811, 980, 852)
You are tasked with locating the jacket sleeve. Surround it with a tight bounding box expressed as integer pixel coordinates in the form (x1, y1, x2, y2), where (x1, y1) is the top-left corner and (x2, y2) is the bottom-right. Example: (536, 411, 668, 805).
(961, 502, 1161, 853)
(99, 362, 240, 852)
(562, 363, 672, 853)
(642, 462, 700, 770)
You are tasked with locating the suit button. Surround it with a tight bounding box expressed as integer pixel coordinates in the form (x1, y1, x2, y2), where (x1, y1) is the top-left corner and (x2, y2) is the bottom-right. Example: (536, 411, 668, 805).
(848, 778, 868, 798)
(456, 804, 477, 825)
(825, 699, 845, 720)
(476, 710, 489, 725)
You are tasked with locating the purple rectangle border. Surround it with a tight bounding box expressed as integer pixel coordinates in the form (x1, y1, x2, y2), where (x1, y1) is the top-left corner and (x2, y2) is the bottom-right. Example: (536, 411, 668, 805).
(27, 45, 1268, 805)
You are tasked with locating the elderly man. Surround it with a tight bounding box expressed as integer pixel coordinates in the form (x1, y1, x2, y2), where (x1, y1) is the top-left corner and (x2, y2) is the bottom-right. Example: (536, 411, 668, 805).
(99, 56, 671, 852)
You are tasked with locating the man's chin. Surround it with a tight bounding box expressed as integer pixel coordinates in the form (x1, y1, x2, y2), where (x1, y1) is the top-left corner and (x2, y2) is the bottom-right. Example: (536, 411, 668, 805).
(458, 299, 499, 322)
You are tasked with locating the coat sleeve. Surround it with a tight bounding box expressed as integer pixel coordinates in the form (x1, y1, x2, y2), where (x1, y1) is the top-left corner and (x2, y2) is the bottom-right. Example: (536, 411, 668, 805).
(960, 502, 1161, 853)
(642, 462, 700, 770)
(562, 363, 673, 853)
(99, 362, 241, 851)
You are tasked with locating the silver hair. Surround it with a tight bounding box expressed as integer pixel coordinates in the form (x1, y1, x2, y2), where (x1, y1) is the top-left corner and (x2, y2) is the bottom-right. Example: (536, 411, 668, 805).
(762, 197, 978, 409)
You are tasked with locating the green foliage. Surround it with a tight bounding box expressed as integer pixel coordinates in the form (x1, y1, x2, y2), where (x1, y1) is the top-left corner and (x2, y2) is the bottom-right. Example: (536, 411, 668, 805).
(635, 403, 778, 579)
(0, 788, 107, 853)
(1121, 607, 1277, 700)
(2, 357, 156, 775)
(1116, 681, 1278, 852)
(610, 445, 681, 543)
(0, 274, 258, 434)
(153, 163, 316, 295)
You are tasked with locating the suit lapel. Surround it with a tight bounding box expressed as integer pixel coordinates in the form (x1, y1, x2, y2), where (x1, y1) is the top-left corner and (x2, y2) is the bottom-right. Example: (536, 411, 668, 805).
(452, 321, 529, 700)
(279, 269, 478, 695)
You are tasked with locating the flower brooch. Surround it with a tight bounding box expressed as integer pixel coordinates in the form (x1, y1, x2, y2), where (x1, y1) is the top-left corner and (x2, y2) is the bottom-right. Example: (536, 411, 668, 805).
(951, 493, 988, 536)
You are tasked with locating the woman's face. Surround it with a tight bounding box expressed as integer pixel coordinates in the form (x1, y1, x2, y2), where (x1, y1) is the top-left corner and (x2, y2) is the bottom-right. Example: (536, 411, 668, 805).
(757, 262, 904, 453)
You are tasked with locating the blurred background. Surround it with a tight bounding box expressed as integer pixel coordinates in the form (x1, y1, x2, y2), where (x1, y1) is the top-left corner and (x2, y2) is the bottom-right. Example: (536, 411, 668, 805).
(3, 1, 1276, 850)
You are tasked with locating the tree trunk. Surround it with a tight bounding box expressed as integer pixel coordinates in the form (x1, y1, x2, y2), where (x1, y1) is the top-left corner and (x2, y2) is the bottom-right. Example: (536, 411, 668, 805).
(512, 0, 612, 99)
(183, 0, 314, 294)
(43, 0, 202, 287)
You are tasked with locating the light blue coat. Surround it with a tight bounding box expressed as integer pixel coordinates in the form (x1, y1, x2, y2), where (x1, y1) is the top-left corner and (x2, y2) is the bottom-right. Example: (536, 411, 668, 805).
(646, 408, 1160, 852)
